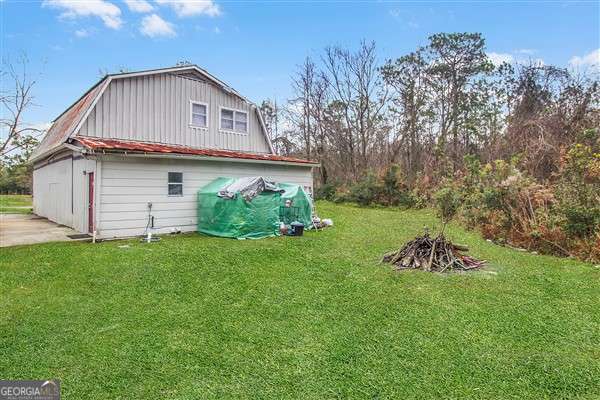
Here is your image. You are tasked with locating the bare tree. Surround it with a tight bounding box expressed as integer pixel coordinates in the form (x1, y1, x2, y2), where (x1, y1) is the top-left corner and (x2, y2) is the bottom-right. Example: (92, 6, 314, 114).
(1, 55, 44, 156)
(322, 41, 388, 178)
(289, 57, 319, 159)
(279, 34, 599, 198)
(307, 71, 330, 184)
(502, 62, 600, 179)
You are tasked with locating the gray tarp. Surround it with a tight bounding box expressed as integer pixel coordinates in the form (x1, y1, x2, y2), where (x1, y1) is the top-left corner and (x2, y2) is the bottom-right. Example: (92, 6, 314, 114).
(217, 176, 283, 202)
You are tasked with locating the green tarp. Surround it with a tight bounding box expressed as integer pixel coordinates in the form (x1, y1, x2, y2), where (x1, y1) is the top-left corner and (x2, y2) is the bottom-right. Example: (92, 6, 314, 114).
(279, 182, 313, 226)
(197, 177, 313, 239)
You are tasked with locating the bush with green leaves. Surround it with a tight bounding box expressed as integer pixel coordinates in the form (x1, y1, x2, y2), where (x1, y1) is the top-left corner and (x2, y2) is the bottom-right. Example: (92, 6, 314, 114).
(349, 173, 380, 206)
(315, 165, 416, 207)
(563, 206, 600, 238)
(314, 183, 338, 201)
(434, 184, 462, 234)
(381, 164, 416, 207)
(312, 141, 598, 261)
(555, 138, 600, 241)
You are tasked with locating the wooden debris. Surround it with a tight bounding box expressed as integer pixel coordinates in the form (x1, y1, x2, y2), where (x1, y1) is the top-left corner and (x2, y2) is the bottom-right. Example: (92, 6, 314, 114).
(382, 232, 485, 272)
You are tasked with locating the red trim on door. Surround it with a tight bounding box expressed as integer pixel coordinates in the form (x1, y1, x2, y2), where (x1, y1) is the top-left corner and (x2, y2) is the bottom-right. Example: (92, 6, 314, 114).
(88, 172, 94, 234)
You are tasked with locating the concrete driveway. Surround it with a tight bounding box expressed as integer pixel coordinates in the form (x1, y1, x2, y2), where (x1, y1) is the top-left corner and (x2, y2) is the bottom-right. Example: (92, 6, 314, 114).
(0, 214, 85, 247)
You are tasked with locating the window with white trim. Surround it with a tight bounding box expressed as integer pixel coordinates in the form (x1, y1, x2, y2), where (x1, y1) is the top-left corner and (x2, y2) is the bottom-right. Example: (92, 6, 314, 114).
(168, 172, 183, 196)
(190, 101, 208, 128)
(220, 108, 248, 133)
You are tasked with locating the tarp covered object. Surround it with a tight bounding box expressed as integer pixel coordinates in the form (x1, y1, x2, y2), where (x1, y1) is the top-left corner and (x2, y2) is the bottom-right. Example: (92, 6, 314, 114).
(197, 177, 313, 239)
(279, 183, 313, 227)
(218, 176, 283, 201)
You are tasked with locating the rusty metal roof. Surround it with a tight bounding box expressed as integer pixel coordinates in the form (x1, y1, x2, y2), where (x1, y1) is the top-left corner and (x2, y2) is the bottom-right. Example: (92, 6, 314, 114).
(73, 137, 318, 165)
(30, 79, 107, 161)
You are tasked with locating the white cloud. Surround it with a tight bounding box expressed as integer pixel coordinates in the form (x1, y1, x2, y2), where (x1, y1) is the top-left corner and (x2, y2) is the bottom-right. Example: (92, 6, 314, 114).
(75, 28, 89, 37)
(569, 48, 600, 70)
(515, 48, 536, 55)
(155, 0, 221, 17)
(389, 8, 419, 29)
(42, 0, 123, 29)
(213, 26, 220, 34)
(125, 0, 154, 13)
(140, 13, 176, 37)
(487, 52, 514, 66)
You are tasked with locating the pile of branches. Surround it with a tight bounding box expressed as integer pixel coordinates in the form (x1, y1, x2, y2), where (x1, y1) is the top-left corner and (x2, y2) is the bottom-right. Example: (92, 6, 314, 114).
(382, 232, 485, 272)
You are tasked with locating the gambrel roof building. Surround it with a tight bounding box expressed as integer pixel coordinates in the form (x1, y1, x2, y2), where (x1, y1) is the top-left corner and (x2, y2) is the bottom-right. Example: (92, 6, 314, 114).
(31, 65, 316, 238)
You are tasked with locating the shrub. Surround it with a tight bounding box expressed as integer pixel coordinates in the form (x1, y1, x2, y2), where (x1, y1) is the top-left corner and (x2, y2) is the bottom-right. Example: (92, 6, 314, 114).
(563, 205, 600, 238)
(379, 164, 416, 207)
(380, 164, 402, 205)
(434, 184, 462, 233)
(411, 174, 434, 208)
(555, 140, 600, 247)
(315, 183, 338, 201)
(332, 185, 352, 203)
(349, 173, 380, 206)
(482, 187, 503, 211)
(312, 142, 598, 262)
(316, 166, 417, 208)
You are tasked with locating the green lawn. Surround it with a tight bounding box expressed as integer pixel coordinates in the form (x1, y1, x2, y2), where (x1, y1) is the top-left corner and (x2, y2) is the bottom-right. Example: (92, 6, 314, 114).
(0, 194, 32, 214)
(1, 202, 598, 399)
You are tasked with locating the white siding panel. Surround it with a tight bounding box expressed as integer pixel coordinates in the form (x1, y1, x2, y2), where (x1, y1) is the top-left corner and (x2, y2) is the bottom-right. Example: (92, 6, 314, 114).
(97, 156, 313, 238)
(101, 201, 196, 212)
(94, 93, 103, 136)
(32, 154, 73, 227)
(32, 153, 99, 233)
(78, 73, 271, 153)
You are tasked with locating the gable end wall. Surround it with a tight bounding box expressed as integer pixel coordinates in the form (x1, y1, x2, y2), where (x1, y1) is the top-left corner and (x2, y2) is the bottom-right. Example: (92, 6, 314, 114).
(78, 74, 271, 154)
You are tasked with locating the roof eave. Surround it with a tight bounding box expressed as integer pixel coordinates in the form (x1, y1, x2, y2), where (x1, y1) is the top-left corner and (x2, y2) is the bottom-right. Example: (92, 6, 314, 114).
(28, 142, 84, 164)
(91, 149, 319, 167)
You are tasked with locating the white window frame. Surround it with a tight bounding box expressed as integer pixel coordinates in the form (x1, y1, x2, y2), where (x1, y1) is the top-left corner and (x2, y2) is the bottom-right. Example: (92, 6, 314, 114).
(219, 106, 248, 135)
(189, 100, 209, 129)
(168, 172, 183, 197)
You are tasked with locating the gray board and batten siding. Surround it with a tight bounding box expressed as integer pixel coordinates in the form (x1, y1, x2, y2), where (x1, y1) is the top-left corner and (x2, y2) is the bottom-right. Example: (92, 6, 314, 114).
(77, 72, 272, 154)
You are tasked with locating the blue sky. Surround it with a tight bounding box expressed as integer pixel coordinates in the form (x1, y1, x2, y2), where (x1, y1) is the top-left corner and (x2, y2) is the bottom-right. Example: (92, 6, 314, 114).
(1, 0, 599, 131)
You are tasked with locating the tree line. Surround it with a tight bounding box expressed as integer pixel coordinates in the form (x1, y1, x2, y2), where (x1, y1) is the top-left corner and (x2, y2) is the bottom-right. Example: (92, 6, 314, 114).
(260, 32, 599, 187)
(260, 32, 599, 261)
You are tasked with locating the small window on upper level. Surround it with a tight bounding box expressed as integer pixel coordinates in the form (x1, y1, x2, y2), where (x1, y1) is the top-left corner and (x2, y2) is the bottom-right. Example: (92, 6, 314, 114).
(168, 172, 183, 196)
(190, 101, 208, 128)
(220, 107, 248, 134)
